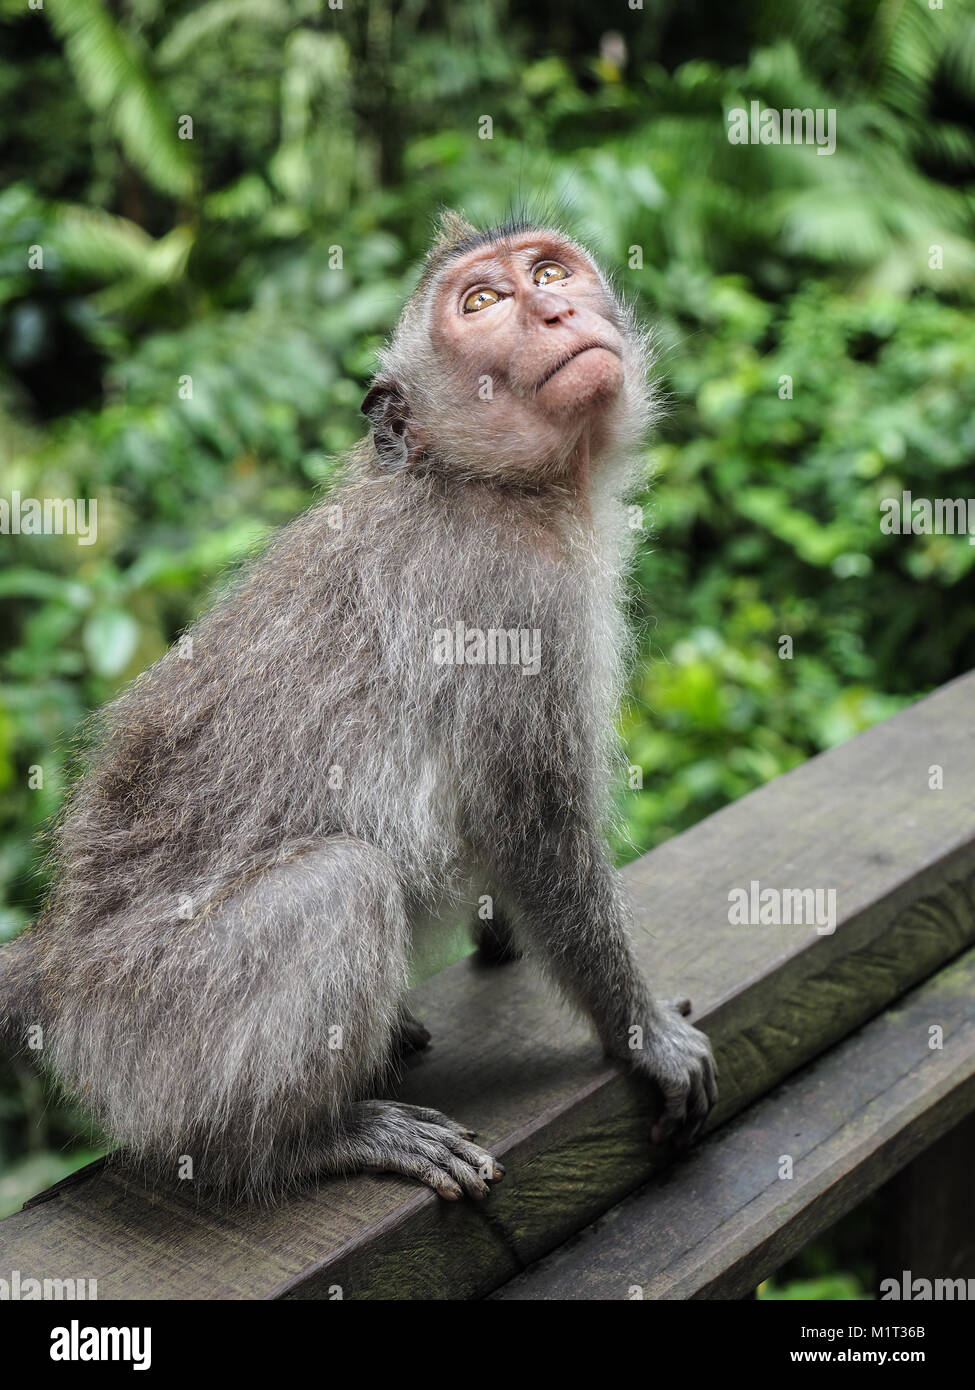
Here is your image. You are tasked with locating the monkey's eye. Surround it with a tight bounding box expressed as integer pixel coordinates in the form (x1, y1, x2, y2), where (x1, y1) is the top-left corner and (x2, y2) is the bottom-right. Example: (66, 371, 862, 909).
(462, 287, 501, 313)
(532, 261, 570, 287)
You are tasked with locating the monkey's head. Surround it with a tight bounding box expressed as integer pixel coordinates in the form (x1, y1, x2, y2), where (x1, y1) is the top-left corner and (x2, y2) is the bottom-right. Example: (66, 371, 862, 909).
(361, 213, 651, 484)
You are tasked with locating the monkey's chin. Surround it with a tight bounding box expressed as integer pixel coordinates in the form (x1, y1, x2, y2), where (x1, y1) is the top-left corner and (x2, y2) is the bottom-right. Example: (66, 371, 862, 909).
(535, 348, 624, 415)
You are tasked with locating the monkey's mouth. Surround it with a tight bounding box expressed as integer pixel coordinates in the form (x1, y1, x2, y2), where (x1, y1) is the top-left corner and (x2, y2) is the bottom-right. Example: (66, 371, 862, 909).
(533, 343, 621, 395)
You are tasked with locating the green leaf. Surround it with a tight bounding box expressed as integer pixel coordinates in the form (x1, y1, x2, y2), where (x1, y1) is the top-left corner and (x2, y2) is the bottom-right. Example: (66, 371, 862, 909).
(0, 568, 90, 607)
(46, 0, 197, 199)
(54, 206, 193, 285)
(82, 608, 139, 678)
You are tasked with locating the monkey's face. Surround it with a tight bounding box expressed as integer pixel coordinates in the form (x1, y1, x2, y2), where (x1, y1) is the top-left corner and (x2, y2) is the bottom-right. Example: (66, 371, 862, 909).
(365, 227, 647, 480)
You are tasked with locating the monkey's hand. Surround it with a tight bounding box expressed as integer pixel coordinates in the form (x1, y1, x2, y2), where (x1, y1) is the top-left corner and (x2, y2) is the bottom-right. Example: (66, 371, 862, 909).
(393, 1005, 432, 1057)
(628, 1000, 717, 1146)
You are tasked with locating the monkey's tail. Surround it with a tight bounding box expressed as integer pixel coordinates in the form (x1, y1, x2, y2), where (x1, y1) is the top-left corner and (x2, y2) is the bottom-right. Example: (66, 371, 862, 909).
(0, 931, 39, 1056)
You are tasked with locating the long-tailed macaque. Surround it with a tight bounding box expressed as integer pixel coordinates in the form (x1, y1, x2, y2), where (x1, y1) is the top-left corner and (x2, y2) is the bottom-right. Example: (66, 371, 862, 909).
(0, 213, 716, 1201)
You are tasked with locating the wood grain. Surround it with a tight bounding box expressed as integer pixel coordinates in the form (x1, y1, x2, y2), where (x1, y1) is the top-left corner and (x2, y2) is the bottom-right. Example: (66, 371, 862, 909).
(492, 947, 975, 1299)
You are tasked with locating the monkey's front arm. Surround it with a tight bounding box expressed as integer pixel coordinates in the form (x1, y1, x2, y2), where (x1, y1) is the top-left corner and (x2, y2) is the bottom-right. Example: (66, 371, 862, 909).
(484, 821, 717, 1144)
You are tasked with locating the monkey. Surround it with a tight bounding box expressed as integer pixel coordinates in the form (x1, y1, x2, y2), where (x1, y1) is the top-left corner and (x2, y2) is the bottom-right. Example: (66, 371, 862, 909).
(0, 211, 716, 1203)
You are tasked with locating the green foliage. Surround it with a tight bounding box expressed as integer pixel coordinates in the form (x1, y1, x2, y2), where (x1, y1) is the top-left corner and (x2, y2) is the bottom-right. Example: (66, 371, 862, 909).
(46, 0, 197, 200)
(758, 1273, 869, 1300)
(616, 283, 975, 854)
(1, 0, 974, 1264)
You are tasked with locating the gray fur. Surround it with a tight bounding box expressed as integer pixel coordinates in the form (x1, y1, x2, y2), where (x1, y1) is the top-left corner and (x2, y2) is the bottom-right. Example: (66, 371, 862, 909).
(0, 218, 715, 1200)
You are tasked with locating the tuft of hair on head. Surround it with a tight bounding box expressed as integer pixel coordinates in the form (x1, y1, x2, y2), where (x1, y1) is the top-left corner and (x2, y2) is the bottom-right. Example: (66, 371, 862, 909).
(417, 207, 484, 287)
(430, 208, 479, 258)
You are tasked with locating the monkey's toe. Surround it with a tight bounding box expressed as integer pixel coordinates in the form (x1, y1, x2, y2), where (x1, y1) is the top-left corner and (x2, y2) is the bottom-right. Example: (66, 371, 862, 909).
(369, 1104, 504, 1200)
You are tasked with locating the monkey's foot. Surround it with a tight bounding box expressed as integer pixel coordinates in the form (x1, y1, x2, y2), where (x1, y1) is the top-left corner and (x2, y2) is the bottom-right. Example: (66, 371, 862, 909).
(338, 1100, 504, 1201)
(472, 914, 522, 965)
(393, 1007, 432, 1057)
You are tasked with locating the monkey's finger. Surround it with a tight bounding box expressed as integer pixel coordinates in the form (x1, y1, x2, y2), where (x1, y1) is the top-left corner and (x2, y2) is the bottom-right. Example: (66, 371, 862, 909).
(441, 1120, 480, 1140)
(420, 1163, 465, 1200)
(393, 1102, 476, 1137)
(437, 1150, 493, 1201)
(692, 1048, 718, 1109)
(422, 1110, 480, 1140)
(390, 1101, 444, 1122)
(703, 1055, 719, 1110)
(651, 1087, 689, 1145)
(680, 1074, 710, 1146)
(373, 1155, 464, 1200)
(651, 1114, 674, 1145)
(445, 1135, 505, 1182)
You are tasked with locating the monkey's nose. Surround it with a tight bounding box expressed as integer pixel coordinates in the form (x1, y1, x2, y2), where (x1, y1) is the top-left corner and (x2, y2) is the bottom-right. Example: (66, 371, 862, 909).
(529, 288, 577, 325)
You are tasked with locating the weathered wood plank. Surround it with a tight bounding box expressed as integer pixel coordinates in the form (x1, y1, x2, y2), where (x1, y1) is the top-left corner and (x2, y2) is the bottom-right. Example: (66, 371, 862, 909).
(875, 1111, 975, 1287)
(2, 671, 975, 1299)
(492, 947, 975, 1300)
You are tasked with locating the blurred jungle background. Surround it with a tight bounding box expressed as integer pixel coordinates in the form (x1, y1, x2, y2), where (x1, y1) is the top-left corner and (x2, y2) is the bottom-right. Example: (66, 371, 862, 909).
(1, 0, 974, 1295)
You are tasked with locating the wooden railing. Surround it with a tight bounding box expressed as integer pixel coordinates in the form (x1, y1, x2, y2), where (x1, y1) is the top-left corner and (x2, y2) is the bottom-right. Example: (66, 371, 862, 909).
(3, 671, 975, 1299)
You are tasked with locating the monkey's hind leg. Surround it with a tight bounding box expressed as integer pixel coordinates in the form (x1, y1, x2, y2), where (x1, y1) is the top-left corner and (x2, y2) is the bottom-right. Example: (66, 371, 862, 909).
(45, 835, 502, 1200)
(233, 840, 498, 1199)
(190, 836, 497, 1199)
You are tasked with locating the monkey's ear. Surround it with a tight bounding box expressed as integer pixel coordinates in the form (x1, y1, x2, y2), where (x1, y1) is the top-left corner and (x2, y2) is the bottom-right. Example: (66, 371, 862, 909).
(361, 377, 413, 470)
